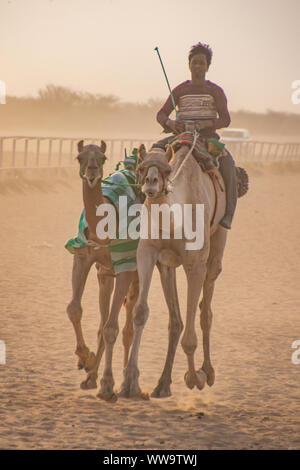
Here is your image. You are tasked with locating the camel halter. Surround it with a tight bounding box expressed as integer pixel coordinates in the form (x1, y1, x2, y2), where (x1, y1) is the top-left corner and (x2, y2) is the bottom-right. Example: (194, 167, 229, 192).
(138, 169, 170, 200)
(137, 132, 197, 199)
(138, 148, 172, 199)
(167, 130, 199, 186)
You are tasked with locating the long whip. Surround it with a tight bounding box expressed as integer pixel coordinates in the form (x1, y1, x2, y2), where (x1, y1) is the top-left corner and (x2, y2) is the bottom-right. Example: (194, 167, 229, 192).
(154, 46, 179, 120)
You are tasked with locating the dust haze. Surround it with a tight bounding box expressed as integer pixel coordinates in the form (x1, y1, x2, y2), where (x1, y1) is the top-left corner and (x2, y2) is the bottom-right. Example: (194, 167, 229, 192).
(2, 84, 300, 141)
(1, 0, 300, 449)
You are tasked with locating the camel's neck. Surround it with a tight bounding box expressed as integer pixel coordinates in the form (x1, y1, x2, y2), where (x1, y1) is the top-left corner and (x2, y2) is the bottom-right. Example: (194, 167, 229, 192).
(169, 146, 207, 203)
(82, 181, 105, 239)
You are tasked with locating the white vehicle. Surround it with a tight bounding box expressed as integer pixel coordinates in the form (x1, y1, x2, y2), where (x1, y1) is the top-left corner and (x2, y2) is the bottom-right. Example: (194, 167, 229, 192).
(219, 128, 252, 142)
(219, 128, 253, 158)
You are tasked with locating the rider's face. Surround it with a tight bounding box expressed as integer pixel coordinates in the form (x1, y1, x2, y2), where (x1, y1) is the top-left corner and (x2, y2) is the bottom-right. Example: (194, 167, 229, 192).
(189, 53, 208, 80)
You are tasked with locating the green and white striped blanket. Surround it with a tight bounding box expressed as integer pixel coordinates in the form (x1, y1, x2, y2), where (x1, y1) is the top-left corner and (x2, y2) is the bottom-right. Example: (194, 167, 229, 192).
(65, 169, 140, 274)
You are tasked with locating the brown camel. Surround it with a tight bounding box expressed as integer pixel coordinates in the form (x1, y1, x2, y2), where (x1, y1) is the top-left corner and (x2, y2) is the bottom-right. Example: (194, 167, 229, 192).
(120, 138, 228, 398)
(66, 140, 139, 400)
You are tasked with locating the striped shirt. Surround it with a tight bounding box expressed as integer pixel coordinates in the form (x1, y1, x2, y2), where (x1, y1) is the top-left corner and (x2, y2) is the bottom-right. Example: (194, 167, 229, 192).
(157, 80, 231, 139)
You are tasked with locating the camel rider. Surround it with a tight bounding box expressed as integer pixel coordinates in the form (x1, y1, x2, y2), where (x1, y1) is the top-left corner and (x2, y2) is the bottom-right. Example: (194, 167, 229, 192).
(152, 42, 237, 230)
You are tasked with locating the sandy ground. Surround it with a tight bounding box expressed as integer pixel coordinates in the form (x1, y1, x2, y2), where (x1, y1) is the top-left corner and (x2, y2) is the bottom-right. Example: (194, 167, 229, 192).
(0, 163, 300, 450)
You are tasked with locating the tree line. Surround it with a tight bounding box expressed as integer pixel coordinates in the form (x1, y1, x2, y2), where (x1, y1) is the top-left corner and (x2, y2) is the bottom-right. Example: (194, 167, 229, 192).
(1, 84, 300, 138)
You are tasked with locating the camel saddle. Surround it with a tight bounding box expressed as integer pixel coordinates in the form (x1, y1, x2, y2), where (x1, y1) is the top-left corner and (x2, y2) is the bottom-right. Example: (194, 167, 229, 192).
(172, 132, 248, 198)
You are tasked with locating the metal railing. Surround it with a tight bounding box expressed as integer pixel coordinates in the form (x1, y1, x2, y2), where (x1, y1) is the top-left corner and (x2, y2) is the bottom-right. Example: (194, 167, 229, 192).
(0, 136, 300, 170)
(0, 136, 155, 171)
(223, 140, 300, 163)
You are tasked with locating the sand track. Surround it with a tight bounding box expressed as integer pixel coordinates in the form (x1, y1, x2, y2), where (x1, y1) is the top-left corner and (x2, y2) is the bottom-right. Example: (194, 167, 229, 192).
(0, 165, 300, 449)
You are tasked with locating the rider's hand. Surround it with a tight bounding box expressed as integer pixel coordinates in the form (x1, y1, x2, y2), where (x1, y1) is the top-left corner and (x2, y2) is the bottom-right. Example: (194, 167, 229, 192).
(175, 120, 186, 133)
(165, 119, 185, 134)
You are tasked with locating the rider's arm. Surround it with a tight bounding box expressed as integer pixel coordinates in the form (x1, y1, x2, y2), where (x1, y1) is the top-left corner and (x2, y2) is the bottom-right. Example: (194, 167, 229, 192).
(156, 94, 176, 132)
(156, 83, 185, 132)
(212, 86, 231, 130)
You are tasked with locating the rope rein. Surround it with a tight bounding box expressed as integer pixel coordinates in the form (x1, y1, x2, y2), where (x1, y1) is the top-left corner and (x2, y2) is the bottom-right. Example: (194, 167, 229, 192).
(168, 130, 199, 185)
(103, 179, 141, 187)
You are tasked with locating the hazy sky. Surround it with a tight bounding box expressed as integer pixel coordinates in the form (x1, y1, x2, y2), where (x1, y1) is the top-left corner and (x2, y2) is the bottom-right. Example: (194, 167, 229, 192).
(1, 0, 300, 113)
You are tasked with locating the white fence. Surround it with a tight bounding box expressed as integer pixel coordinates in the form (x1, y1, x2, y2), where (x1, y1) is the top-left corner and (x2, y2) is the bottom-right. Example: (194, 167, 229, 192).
(0, 136, 155, 170)
(0, 136, 300, 170)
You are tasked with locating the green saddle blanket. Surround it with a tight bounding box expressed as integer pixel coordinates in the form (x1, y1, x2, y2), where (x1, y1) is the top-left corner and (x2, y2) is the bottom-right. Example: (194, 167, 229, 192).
(65, 169, 140, 274)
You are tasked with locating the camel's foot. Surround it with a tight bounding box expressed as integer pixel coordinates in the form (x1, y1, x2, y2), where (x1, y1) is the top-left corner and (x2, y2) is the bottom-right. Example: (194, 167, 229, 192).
(201, 364, 215, 387)
(184, 369, 207, 391)
(118, 380, 141, 398)
(119, 367, 148, 400)
(97, 376, 118, 403)
(97, 389, 118, 403)
(151, 381, 172, 399)
(118, 387, 149, 400)
(80, 372, 98, 390)
(76, 347, 96, 372)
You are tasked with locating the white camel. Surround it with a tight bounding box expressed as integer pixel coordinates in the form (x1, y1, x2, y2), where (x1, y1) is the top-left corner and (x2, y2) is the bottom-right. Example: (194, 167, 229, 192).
(120, 138, 228, 398)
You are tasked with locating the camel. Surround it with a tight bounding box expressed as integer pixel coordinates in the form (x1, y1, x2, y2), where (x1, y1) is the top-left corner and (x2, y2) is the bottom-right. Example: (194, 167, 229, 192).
(66, 140, 139, 400)
(119, 136, 228, 398)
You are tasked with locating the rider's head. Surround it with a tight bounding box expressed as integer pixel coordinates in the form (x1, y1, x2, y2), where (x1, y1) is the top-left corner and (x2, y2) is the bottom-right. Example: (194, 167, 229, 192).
(188, 42, 213, 70)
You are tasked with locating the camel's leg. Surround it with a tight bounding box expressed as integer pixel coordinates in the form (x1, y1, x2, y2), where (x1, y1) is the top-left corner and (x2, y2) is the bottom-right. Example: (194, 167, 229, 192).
(181, 258, 208, 391)
(151, 263, 183, 398)
(81, 265, 114, 390)
(122, 271, 139, 368)
(200, 226, 227, 386)
(97, 271, 134, 402)
(66, 248, 96, 372)
(119, 243, 158, 399)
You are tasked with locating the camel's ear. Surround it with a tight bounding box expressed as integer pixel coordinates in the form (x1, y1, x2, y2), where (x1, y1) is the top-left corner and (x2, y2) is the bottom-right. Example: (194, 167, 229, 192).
(165, 144, 174, 162)
(77, 140, 84, 153)
(138, 144, 147, 161)
(100, 140, 106, 154)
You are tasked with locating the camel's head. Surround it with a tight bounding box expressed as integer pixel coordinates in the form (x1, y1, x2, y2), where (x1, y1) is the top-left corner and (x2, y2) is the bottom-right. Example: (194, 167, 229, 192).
(77, 140, 107, 188)
(137, 144, 173, 200)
